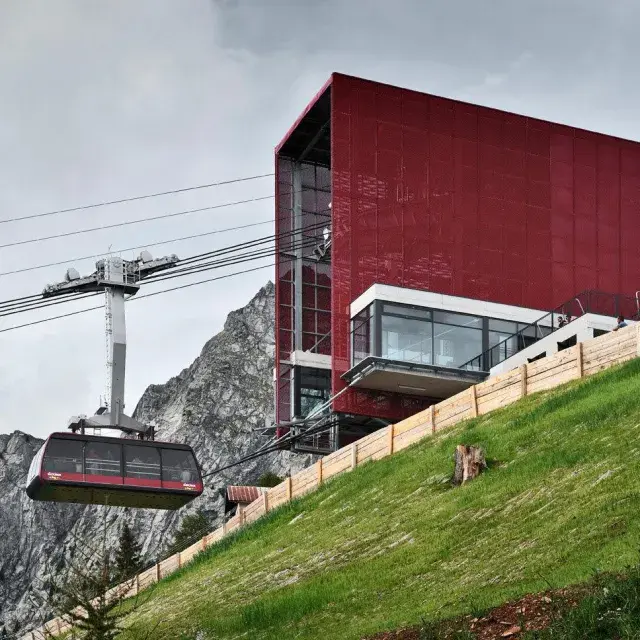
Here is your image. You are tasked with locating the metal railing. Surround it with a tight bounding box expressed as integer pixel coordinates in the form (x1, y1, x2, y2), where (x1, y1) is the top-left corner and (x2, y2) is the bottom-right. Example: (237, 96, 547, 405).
(459, 290, 640, 373)
(292, 419, 337, 453)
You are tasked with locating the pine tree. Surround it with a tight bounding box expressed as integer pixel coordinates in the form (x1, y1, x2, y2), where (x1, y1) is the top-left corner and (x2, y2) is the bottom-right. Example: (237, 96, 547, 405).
(257, 471, 282, 487)
(166, 510, 209, 557)
(47, 514, 135, 640)
(114, 523, 143, 582)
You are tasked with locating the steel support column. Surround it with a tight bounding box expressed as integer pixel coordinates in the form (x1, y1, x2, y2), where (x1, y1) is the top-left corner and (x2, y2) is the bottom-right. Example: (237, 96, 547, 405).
(293, 162, 304, 351)
(105, 258, 127, 425)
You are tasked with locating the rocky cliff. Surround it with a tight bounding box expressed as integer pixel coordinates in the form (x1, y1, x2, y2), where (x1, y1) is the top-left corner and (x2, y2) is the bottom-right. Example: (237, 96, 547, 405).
(0, 282, 314, 636)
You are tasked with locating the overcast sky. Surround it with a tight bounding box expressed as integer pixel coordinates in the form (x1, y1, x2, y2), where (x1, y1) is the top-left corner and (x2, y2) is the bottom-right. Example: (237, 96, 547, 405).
(1, 0, 639, 439)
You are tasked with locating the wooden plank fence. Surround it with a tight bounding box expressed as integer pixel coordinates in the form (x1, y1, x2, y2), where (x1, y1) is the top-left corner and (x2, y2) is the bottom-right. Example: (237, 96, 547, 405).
(21, 323, 640, 639)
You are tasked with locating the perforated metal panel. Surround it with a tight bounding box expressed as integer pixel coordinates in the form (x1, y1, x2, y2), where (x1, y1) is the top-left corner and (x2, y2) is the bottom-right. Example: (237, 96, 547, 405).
(327, 73, 640, 420)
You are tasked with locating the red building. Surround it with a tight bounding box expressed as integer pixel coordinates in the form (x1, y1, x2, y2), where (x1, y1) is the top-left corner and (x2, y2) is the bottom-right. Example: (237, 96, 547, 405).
(274, 72, 640, 453)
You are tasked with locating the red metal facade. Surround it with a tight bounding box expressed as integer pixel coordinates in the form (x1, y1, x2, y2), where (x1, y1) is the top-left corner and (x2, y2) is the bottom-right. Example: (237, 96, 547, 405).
(278, 72, 640, 423)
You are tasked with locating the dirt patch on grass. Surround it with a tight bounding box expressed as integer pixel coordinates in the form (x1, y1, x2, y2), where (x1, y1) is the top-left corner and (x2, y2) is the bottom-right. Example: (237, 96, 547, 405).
(364, 586, 588, 639)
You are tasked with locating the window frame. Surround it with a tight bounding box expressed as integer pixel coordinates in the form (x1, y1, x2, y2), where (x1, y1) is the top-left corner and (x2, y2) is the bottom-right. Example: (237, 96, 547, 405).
(124, 443, 162, 484)
(84, 441, 124, 478)
(43, 437, 86, 476)
(160, 448, 200, 485)
(350, 299, 540, 371)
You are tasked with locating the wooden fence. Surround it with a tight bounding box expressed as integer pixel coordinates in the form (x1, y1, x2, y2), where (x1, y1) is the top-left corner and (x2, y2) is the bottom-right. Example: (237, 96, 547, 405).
(21, 323, 640, 639)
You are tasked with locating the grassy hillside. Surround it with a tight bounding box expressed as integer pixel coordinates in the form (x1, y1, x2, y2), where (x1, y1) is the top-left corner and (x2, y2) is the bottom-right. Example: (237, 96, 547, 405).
(123, 359, 640, 640)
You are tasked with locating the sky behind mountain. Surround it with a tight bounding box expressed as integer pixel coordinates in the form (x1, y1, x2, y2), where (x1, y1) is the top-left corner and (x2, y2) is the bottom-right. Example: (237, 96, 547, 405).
(1, 0, 639, 438)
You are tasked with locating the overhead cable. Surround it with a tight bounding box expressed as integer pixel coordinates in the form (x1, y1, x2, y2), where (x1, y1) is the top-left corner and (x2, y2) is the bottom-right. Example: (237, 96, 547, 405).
(200, 416, 334, 478)
(0, 195, 275, 250)
(0, 292, 101, 318)
(0, 172, 274, 225)
(0, 205, 329, 278)
(0, 218, 272, 278)
(0, 221, 328, 315)
(0, 262, 276, 334)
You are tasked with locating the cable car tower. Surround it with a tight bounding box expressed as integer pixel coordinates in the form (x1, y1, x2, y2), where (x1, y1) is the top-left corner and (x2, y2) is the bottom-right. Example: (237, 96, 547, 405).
(42, 251, 179, 440)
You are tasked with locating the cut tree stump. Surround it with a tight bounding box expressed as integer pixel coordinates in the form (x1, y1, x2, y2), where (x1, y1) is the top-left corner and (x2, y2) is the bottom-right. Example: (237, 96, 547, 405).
(452, 445, 487, 486)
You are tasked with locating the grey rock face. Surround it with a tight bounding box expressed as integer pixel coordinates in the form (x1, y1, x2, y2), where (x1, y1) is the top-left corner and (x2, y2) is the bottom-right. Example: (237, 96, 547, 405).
(0, 282, 315, 636)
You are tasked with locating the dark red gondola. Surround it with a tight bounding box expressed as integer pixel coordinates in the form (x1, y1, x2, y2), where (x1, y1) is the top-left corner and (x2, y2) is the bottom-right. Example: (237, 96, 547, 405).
(26, 432, 203, 510)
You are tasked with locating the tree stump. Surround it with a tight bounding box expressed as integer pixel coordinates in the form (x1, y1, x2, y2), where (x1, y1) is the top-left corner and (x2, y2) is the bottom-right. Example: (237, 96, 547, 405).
(452, 445, 487, 486)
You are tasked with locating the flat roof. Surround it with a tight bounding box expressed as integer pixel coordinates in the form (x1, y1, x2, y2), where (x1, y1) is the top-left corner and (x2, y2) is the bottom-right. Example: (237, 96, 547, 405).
(276, 72, 640, 159)
(275, 80, 331, 164)
(351, 284, 546, 325)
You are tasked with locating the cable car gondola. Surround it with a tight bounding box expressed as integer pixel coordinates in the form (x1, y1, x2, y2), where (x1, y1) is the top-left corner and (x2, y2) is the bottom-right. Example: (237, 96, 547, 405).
(25, 254, 206, 510)
(26, 432, 203, 510)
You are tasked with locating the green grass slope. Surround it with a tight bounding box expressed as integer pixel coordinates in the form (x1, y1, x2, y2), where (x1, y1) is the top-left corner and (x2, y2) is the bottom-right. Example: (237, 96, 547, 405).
(124, 359, 640, 640)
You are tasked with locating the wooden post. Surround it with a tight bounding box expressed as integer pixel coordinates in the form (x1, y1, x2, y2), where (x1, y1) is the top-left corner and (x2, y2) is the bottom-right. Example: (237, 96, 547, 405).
(135, 573, 140, 595)
(430, 404, 436, 434)
(286, 476, 292, 501)
(177, 552, 182, 569)
(576, 342, 584, 378)
(636, 323, 640, 357)
(351, 442, 357, 469)
(202, 535, 208, 552)
(155, 562, 161, 582)
(388, 423, 395, 455)
(239, 506, 246, 526)
(470, 385, 478, 417)
(263, 491, 269, 513)
(520, 364, 528, 397)
(316, 459, 323, 485)
(222, 520, 227, 535)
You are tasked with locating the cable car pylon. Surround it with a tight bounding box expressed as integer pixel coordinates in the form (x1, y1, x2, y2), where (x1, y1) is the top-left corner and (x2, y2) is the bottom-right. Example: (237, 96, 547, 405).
(43, 251, 179, 440)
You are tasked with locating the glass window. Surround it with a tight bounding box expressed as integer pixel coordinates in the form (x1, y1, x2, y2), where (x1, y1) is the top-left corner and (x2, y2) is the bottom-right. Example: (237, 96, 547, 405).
(352, 305, 373, 364)
(43, 439, 84, 474)
(433, 323, 482, 367)
(433, 311, 482, 329)
(301, 387, 328, 416)
(162, 449, 198, 483)
(489, 317, 520, 364)
(488, 319, 518, 334)
(298, 368, 330, 417)
(27, 446, 42, 483)
(488, 333, 519, 368)
(382, 304, 431, 320)
(381, 314, 433, 364)
(124, 445, 161, 480)
(84, 442, 122, 477)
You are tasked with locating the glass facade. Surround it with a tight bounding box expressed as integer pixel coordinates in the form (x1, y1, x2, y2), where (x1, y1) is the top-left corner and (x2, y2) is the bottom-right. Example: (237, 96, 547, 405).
(352, 305, 374, 365)
(292, 367, 331, 419)
(276, 157, 331, 426)
(351, 301, 544, 372)
(433, 311, 483, 367)
(381, 305, 433, 364)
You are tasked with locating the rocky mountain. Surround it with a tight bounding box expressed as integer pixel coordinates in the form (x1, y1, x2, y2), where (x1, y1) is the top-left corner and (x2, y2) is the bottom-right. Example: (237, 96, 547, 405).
(0, 282, 315, 637)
